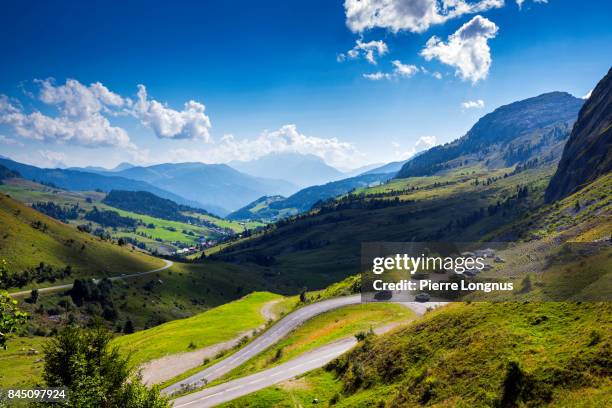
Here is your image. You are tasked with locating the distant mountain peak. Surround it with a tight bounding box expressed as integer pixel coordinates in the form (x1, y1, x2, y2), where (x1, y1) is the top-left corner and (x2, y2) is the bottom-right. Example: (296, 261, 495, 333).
(229, 152, 344, 188)
(396, 91, 584, 179)
(111, 162, 134, 172)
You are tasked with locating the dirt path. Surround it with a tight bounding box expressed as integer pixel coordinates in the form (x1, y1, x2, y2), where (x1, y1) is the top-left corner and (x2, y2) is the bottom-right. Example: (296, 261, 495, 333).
(139, 298, 283, 386)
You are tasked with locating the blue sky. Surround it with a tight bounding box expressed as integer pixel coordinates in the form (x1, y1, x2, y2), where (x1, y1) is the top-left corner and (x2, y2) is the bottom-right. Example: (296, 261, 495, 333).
(0, 0, 610, 170)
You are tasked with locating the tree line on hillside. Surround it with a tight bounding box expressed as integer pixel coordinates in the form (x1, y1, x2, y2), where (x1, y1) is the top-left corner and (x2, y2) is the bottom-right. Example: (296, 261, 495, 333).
(429, 185, 531, 239)
(31, 201, 137, 229)
(102, 190, 229, 231)
(0, 261, 73, 289)
(32, 202, 81, 222)
(84, 206, 137, 228)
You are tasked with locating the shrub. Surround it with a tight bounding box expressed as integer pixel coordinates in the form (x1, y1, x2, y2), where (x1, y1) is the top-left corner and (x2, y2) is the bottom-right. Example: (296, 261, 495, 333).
(43, 324, 169, 407)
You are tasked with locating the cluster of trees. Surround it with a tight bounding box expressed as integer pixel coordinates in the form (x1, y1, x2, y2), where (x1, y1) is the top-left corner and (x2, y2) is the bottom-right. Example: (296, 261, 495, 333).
(30, 220, 48, 232)
(0, 262, 73, 289)
(43, 324, 169, 407)
(32, 201, 80, 222)
(503, 143, 541, 165)
(84, 207, 137, 228)
(316, 196, 413, 213)
(432, 185, 531, 238)
(510, 158, 541, 175)
(118, 235, 147, 250)
(70, 278, 119, 321)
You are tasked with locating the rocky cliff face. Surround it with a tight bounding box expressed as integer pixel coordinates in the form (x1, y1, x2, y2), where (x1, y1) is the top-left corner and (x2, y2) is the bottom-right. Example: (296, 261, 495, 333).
(545, 68, 612, 202)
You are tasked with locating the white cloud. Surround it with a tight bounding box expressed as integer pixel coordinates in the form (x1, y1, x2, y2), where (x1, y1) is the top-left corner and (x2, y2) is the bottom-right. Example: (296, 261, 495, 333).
(0, 79, 213, 149)
(420, 15, 498, 83)
(0, 134, 23, 146)
(516, 0, 548, 10)
(363, 72, 392, 81)
(461, 99, 485, 109)
(37, 150, 67, 168)
(133, 85, 212, 141)
(363, 60, 419, 80)
(394, 135, 438, 160)
(168, 125, 364, 169)
(432, 71, 443, 79)
(344, 0, 503, 33)
(415, 135, 437, 150)
(391, 60, 419, 77)
(36, 78, 127, 118)
(0, 93, 132, 148)
(582, 89, 593, 100)
(339, 39, 389, 64)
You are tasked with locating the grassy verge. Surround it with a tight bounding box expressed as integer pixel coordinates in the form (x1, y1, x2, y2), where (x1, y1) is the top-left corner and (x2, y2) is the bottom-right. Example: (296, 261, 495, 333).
(217, 370, 342, 408)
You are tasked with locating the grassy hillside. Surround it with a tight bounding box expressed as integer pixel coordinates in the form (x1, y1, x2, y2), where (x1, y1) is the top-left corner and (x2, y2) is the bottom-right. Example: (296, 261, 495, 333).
(18, 261, 279, 334)
(0, 193, 164, 289)
(0, 336, 47, 388)
(113, 291, 282, 367)
(225, 302, 611, 407)
(491, 171, 611, 242)
(5, 264, 282, 388)
(208, 164, 557, 290)
(0, 178, 255, 254)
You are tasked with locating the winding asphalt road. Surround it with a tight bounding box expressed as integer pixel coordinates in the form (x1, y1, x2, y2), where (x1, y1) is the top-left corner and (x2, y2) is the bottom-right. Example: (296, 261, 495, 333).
(9, 259, 174, 298)
(171, 300, 447, 407)
(162, 295, 363, 396)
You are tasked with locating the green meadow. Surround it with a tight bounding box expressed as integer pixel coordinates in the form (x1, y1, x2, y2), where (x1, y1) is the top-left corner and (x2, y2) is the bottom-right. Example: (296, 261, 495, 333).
(112, 291, 282, 367)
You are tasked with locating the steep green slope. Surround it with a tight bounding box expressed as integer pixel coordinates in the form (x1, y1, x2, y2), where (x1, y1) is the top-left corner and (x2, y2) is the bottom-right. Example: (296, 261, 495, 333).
(0, 193, 164, 289)
(226, 302, 611, 407)
(546, 68, 612, 202)
(397, 92, 583, 179)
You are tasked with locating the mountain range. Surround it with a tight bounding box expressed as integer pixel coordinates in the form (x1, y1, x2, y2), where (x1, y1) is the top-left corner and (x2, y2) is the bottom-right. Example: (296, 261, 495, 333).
(0, 159, 303, 216)
(0, 157, 204, 209)
(111, 162, 298, 215)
